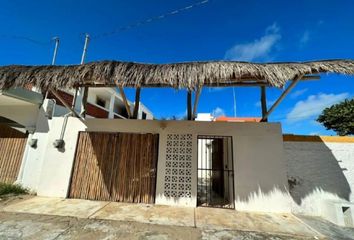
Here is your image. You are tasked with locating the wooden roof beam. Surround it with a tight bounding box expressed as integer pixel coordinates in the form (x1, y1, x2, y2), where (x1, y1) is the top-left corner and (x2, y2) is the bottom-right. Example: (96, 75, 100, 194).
(81, 75, 320, 88)
(260, 86, 267, 122)
(187, 90, 192, 120)
(50, 88, 83, 120)
(261, 74, 304, 121)
(118, 87, 132, 118)
(132, 87, 141, 119)
(193, 86, 202, 120)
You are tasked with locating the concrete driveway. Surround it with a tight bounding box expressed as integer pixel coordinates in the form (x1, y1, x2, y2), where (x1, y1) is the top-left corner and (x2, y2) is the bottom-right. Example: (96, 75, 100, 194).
(0, 196, 353, 239)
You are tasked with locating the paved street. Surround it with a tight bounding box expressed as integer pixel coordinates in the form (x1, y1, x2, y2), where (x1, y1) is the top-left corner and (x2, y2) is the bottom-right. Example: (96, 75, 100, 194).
(0, 195, 353, 239)
(0, 211, 319, 240)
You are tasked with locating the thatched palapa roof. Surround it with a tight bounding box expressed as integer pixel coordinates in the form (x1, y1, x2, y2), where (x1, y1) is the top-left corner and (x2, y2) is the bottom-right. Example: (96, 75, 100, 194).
(0, 59, 354, 91)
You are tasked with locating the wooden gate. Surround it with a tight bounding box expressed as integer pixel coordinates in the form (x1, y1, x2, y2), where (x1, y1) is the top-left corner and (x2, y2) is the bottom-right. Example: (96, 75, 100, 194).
(0, 124, 28, 183)
(69, 132, 159, 204)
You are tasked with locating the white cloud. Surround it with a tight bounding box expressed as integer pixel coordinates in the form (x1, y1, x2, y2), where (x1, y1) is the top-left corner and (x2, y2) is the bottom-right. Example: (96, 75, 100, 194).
(224, 23, 281, 61)
(286, 92, 349, 123)
(290, 88, 308, 99)
(212, 107, 225, 117)
(300, 30, 310, 46)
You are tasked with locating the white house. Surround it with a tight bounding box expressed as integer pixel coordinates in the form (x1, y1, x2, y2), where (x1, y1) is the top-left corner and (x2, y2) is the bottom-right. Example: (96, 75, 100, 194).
(0, 59, 353, 228)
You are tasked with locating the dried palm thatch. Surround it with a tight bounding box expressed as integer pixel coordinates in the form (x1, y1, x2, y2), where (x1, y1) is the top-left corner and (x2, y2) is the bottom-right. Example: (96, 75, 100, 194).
(0, 59, 353, 91)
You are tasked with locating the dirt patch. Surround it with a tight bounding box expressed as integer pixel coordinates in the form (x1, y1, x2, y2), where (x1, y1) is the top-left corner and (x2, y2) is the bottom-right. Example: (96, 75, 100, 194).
(0, 194, 34, 209)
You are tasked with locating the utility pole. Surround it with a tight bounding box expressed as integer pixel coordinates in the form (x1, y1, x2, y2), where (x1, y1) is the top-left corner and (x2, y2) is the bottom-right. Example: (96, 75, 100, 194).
(79, 34, 90, 117)
(44, 37, 60, 99)
(51, 37, 60, 65)
(80, 34, 90, 65)
(72, 34, 90, 110)
(232, 87, 237, 117)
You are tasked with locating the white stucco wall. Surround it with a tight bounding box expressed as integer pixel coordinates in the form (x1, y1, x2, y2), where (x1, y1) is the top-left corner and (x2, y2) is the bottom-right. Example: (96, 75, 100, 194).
(35, 117, 85, 197)
(17, 111, 86, 197)
(83, 119, 292, 212)
(17, 110, 52, 191)
(19, 116, 292, 213)
(284, 140, 354, 216)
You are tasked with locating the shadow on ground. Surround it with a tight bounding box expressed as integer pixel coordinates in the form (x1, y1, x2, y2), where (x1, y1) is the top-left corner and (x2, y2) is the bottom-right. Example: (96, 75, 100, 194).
(0, 212, 319, 240)
(296, 214, 354, 240)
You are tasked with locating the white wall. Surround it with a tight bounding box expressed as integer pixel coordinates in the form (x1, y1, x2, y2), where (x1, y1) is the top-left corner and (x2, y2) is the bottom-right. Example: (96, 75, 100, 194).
(233, 133, 291, 213)
(83, 119, 291, 211)
(197, 138, 212, 178)
(17, 101, 86, 197)
(17, 108, 51, 191)
(36, 117, 85, 197)
(19, 116, 291, 213)
(284, 140, 354, 216)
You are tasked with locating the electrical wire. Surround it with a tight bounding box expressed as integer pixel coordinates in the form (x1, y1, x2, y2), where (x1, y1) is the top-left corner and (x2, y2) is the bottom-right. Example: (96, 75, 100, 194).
(0, 34, 51, 46)
(91, 0, 209, 39)
(1, 0, 209, 49)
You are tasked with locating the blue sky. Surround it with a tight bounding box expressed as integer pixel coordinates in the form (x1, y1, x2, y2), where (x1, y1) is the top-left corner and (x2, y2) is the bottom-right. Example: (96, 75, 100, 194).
(1, 0, 353, 135)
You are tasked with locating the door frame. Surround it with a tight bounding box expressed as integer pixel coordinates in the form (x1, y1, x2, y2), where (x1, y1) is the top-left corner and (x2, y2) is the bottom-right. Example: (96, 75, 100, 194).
(196, 135, 235, 209)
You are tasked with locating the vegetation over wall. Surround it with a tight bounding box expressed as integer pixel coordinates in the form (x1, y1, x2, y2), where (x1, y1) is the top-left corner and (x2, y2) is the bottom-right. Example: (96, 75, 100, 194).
(317, 98, 354, 136)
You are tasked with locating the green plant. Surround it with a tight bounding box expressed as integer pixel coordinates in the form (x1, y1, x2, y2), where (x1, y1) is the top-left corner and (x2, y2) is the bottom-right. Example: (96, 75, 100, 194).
(317, 98, 354, 136)
(0, 182, 28, 196)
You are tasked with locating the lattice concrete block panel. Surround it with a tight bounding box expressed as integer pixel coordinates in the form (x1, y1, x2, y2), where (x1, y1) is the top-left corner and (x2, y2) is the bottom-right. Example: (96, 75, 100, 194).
(155, 133, 197, 207)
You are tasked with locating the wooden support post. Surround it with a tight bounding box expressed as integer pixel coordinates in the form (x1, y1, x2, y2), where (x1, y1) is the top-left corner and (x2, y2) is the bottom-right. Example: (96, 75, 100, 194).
(133, 87, 141, 119)
(118, 86, 132, 118)
(187, 90, 192, 120)
(193, 87, 202, 120)
(261, 75, 304, 121)
(80, 87, 89, 118)
(260, 86, 268, 122)
(50, 89, 82, 120)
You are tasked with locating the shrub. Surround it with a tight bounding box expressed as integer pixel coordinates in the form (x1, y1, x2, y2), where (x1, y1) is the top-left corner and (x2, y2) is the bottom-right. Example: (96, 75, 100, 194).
(0, 182, 28, 196)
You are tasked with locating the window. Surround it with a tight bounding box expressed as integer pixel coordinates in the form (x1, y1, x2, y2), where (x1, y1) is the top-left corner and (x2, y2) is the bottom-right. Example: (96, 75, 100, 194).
(96, 97, 106, 108)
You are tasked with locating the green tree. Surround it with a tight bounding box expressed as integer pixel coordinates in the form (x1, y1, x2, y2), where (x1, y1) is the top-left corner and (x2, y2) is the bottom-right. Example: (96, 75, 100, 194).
(317, 98, 354, 136)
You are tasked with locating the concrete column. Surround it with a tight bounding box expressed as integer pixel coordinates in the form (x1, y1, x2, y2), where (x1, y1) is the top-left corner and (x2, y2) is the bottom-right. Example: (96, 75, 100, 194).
(108, 95, 115, 119)
(74, 89, 83, 113)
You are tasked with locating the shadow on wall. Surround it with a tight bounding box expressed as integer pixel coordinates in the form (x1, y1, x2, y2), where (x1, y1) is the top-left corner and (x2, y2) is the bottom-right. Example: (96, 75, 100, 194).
(32, 105, 50, 133)
(285, 137, 351, 205)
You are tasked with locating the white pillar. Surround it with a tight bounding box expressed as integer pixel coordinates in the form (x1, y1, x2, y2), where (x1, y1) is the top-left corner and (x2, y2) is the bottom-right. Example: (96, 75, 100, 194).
(108, 95, 115, 119)
(74, 90, 83, 113)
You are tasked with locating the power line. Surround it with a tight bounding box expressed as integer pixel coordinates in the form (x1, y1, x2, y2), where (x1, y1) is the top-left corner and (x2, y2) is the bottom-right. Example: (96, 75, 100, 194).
(92, 0, 209, 39)
(0, 34, 51, 46)
(1, 0, 209, 49)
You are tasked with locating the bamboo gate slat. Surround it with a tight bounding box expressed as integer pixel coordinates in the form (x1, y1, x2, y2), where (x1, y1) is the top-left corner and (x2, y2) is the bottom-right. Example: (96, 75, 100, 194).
(69, 132, 159, 204)
(0, 124, 27, 183)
